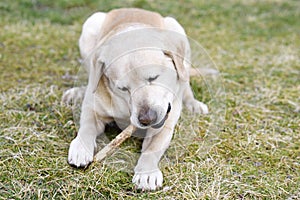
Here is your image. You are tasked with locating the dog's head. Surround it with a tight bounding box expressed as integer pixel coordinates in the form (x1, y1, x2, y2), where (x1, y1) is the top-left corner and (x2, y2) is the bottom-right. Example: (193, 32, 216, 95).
(88, 29, 189, 129)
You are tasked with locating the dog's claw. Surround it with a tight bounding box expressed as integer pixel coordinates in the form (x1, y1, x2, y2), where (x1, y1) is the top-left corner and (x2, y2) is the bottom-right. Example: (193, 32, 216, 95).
(68, 136, 94, 168)
(132, 169, 163, 191)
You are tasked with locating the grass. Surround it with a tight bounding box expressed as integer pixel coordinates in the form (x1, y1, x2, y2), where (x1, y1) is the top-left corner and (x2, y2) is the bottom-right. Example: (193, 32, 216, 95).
(0, 0, 299, 199)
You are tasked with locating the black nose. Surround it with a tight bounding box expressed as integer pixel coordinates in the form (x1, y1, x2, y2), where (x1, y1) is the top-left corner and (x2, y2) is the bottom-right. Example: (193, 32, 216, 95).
(138, 106, 157, 126)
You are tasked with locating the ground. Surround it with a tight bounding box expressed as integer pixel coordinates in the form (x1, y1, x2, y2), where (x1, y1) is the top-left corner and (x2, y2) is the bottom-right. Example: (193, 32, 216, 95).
(0, 0, 299, 199)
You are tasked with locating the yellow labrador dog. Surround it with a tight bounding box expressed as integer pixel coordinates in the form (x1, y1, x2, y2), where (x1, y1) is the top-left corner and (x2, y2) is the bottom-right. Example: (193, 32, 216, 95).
(63, 8, 208, 190)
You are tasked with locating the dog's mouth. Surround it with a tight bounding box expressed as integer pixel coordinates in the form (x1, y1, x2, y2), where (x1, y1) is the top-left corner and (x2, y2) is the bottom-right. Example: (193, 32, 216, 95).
(151, 103, 171, 129)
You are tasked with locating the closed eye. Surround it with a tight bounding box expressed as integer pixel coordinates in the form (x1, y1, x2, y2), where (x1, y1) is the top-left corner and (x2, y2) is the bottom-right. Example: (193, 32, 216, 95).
(147, 75, 159, 82)
(118, 86, 129, 92)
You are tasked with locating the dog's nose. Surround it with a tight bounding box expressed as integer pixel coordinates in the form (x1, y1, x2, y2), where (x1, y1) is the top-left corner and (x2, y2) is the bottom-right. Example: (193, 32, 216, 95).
(138, 107, 157, 126)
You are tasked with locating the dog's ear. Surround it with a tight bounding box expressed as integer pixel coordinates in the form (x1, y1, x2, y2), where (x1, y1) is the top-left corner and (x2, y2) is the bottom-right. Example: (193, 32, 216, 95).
(88, 56, 105, 93)
(163, 49, 189, 82)
(163, 16, 190, 82)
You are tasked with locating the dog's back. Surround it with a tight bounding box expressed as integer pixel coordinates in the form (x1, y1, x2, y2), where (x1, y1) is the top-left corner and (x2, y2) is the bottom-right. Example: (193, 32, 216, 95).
(99, 8, 164, 39)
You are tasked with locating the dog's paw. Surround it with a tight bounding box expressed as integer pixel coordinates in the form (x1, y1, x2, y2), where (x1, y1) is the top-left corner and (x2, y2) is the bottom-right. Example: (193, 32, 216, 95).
(132, 169, 163, 191)
(68, 136, 94, 167)
(62, 87, 86, 105)
(186, 100, 209, 114)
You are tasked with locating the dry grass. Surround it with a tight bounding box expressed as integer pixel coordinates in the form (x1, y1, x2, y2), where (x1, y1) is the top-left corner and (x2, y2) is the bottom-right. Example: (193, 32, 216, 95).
(0, 0, 299, 199)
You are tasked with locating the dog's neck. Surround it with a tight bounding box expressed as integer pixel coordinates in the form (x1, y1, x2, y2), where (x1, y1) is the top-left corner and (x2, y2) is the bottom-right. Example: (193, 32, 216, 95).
(95, 8, 165, 47)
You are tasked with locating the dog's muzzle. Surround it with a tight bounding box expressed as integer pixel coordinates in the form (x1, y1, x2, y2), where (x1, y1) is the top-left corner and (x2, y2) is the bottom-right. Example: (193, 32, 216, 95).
(151, 103, 171, 129)
(138, 103, 171, 129)
(139, 103, 171, 129)
(138, 106, 157, 127)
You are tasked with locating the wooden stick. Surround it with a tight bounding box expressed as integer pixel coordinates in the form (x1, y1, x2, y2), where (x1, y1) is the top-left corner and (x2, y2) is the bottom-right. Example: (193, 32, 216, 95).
(94, 124, 136, 162)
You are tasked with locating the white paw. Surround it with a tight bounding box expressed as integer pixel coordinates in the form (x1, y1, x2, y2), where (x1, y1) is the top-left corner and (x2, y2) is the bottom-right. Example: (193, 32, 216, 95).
(68, 136, 94, 167)
(186, 100, 209, 114)
(62, 87, 86, 105)
(132, 169, 163, 190)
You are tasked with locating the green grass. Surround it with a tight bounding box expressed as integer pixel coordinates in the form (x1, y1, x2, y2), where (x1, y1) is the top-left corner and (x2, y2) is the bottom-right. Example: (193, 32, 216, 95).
(1, 0, 299, 199)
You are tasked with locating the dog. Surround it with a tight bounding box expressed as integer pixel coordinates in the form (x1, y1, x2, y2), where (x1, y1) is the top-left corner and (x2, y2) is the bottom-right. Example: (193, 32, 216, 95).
(62, 8, 208, 190)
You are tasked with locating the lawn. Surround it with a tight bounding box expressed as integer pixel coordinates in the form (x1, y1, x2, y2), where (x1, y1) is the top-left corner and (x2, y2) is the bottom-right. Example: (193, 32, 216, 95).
(0, 0, 299, 199)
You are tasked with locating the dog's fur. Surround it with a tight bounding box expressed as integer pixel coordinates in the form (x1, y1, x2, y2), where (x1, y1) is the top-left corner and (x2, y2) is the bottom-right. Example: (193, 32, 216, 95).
(63, 8, 208, 190)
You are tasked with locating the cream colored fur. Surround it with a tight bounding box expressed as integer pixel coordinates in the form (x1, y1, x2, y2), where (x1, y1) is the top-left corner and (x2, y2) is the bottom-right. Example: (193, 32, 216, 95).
(63, 8, 208, 191)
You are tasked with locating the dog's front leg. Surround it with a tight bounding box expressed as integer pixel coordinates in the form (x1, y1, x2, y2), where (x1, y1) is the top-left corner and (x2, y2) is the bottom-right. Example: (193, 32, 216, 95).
(132, 103, 181, 190)
(68, 95, 105, 167)
(132, 127, 173, 190)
